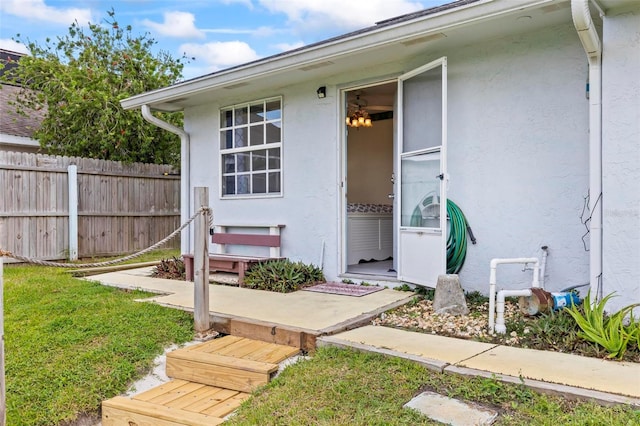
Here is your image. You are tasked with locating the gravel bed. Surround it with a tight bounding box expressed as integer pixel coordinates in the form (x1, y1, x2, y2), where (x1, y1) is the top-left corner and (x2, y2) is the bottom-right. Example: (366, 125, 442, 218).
(372, 298, 529, 346)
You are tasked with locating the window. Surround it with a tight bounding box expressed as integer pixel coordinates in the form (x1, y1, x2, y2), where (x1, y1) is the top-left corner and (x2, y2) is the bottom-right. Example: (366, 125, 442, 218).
(220, 97, 282, 197)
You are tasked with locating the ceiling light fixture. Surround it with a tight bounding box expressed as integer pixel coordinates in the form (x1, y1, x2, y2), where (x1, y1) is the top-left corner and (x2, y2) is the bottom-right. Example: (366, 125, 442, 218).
(345, 94, 373, 128)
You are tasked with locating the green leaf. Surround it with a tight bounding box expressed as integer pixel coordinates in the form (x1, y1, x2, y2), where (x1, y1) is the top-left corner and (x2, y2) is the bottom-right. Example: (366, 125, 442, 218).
(566, 291, 639, 359)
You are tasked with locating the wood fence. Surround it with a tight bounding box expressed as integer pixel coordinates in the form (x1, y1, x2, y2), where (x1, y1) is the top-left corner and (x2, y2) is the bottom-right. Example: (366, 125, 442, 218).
(0, 151, 180, 262)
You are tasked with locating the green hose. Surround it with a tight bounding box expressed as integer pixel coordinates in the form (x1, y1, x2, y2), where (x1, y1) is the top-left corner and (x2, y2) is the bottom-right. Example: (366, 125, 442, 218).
(446, 199, 472, 274)
(409, 198, 475, 274)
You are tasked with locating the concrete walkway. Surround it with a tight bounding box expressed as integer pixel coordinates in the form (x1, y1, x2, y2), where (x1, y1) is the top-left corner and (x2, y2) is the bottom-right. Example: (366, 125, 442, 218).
(87, 267, 640, 407)
(87, 267, 414, 333)
(318, 326, 640, 406)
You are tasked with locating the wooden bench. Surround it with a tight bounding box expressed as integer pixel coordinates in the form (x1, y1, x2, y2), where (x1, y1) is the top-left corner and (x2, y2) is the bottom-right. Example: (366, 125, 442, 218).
(183, 224, 285, 286)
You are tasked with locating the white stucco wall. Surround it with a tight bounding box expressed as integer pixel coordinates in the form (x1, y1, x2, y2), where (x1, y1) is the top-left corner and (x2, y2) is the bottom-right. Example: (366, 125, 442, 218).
(601, 7, 640, 312)
(185, 21, 600, 298)
(185, 82, 342, 274)
(446, 23, 590, 295)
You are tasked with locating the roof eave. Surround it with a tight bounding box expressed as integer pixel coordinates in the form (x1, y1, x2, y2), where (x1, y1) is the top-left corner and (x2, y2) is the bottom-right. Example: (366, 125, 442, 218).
(120, 0, 555, 111)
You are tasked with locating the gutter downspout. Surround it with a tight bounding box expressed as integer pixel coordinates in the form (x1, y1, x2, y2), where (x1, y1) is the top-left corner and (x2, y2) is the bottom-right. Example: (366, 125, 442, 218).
(141, 105, 191, 255)
(572, 0, 603, 301)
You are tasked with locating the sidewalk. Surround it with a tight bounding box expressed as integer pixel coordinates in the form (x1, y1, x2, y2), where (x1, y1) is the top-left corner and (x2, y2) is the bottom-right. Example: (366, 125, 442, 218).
(318, 326, 640, 406)
(87, 267, 640, 407)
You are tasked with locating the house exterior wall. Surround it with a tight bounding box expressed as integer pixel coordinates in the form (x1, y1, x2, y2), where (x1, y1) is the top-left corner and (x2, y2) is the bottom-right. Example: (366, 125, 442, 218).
(445, 22, 590, 294)
(601, 7, 640, 312)
(185, 22, 593, 295)
(0, 135, 41, 154)
(185, 83, 342, 273)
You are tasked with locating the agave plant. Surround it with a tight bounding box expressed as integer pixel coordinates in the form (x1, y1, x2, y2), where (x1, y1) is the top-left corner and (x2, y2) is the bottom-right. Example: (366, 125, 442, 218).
(565, 291, 640, 359)
(625, 311, 640, 352)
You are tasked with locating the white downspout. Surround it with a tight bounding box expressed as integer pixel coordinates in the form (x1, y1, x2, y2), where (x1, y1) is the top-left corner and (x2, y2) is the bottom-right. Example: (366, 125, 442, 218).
(141, 105, 191, 254)
(572, 0, 603, 301)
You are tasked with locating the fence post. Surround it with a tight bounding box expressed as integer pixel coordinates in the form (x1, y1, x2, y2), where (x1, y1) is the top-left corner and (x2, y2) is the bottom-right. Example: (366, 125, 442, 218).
(68, 165, 78, 261)
(0, 257, 5, 426)
(193, 187, 210, 333)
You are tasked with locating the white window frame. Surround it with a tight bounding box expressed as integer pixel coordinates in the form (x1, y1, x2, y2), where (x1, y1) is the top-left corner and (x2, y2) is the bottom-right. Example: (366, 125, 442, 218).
(219, 96, 283, 199)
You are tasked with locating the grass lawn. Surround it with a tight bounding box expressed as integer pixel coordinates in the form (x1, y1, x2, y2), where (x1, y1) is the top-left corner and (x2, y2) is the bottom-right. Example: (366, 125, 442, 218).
(3, 250, 193, 425)
(227, 347, 640, 426)
(4, 250, 638, 425)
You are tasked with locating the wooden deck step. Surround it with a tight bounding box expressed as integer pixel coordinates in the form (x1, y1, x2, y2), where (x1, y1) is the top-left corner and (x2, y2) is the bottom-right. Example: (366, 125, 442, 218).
(102, 336, 300, 425)
(166, 336, 300, 393)
(102, 380, 250, 426)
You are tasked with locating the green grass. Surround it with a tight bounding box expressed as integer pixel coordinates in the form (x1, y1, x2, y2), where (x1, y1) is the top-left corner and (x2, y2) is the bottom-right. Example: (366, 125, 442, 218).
(4, 254, 638, 425)
(3, 259, 193, 426)
(227, 347, 640, 426)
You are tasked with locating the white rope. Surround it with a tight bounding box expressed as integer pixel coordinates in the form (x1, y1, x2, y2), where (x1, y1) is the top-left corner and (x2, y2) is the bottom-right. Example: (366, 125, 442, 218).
(0, 207, 213, 268)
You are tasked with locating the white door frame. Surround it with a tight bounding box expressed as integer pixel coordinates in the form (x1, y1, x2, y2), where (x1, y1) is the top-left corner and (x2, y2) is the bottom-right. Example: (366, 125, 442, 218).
(338, 79, 397, 277)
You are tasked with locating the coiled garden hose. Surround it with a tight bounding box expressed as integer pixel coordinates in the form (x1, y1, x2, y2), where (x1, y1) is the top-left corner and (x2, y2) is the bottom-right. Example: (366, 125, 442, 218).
(446, 199, 476, 274)
(409, 198, 476, 274)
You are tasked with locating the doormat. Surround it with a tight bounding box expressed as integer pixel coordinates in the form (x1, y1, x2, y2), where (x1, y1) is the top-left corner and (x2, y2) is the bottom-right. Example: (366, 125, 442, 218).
(302, 282, 384, 297)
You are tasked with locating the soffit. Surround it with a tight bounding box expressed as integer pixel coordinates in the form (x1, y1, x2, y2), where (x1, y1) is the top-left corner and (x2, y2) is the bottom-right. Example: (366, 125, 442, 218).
(123, 0, 574, 112)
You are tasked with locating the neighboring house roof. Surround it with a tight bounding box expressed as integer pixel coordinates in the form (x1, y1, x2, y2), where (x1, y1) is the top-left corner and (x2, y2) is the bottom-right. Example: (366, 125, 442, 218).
(0, 84, 45, 139)
(1, 49, 44, 150)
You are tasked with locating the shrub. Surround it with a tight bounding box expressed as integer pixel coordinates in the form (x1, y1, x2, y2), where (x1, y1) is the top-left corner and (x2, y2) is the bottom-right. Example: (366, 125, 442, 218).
(151, 257, 185, 280)
(513, 309, 584, 353)
(565, 291, 640, 359)
(243, 260, 324, 293)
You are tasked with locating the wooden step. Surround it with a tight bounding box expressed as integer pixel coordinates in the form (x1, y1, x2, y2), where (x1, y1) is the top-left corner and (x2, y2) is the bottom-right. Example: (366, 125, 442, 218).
(102, 336, 300, 425)
(102, 380, 250, 426)
(166, 336, 300, 392)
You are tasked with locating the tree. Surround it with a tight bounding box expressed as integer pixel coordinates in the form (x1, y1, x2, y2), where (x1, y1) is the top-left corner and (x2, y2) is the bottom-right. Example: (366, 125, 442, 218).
(1, 9, 186, 167)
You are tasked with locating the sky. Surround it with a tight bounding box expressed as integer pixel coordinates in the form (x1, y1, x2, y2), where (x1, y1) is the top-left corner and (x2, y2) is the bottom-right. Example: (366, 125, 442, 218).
(0, 0, 451, 80)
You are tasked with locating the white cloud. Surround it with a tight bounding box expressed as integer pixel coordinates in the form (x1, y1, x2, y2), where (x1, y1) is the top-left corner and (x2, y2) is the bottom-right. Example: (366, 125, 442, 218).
(201, 26, 281, 38)
(220, 0, 254, 9)
(142, 11, 205, 39)
(272, 41, 305, 52)
(0, 0, 92, 25)
(0, 39, 30, 55)
(180, 41, 260, 72)
(253, 26, 284, 38)
(257, 0, 424, 32)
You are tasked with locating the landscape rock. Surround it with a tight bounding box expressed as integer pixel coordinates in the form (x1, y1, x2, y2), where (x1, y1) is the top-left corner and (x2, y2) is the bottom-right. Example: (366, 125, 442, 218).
(433, 274, 469, 316)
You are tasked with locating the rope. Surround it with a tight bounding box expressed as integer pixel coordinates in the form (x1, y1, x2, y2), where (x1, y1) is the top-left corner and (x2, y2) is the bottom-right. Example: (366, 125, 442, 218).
(0, 207, 212, 268)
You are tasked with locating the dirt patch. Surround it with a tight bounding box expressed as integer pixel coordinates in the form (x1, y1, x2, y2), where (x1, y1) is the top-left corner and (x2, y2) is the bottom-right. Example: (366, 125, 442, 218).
(57, 413, 100, 426)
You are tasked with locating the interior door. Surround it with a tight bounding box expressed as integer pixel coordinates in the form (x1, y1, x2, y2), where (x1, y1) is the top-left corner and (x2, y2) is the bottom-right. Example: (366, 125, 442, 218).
(396, 57, 447, 286)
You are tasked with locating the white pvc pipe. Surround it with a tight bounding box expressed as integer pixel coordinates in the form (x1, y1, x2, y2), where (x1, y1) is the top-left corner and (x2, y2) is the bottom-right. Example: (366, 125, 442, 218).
(540, 246, 549, 289)
(489, 257, 539, 334)
(141, 105, 191, 255)
(495, 289, 532, 334)
(572, 0, 603, 301)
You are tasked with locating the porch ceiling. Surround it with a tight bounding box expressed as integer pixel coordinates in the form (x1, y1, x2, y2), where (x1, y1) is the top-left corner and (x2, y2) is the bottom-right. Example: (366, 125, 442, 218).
(122, 0, 574, 112)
